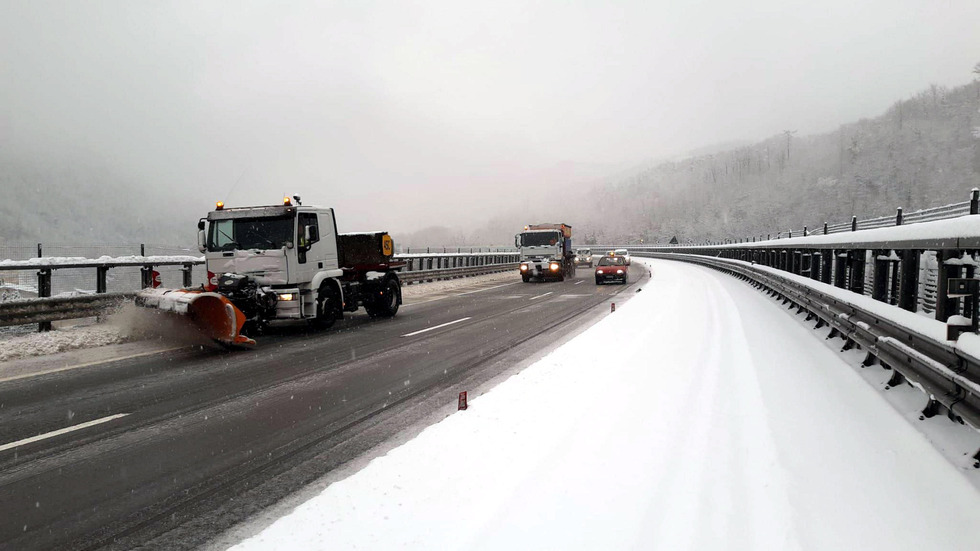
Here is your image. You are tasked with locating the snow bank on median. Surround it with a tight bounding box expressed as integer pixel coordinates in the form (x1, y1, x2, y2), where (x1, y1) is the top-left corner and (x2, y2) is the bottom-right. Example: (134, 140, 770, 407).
(0, 324, 128, 362)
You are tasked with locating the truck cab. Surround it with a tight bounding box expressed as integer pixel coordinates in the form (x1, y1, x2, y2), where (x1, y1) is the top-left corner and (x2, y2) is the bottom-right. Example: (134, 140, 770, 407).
(516, 223, 575, 282)
(575, 248, 593, 267)
(197, 198, 401, 329)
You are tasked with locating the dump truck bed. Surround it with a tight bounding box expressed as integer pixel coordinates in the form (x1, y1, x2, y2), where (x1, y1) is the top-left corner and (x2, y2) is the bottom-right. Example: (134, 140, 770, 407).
(337, 232, 403, 271)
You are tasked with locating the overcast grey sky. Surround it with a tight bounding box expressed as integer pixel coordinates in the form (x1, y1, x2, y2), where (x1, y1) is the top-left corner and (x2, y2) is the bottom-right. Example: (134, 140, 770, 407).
(2, 0, 978, 232)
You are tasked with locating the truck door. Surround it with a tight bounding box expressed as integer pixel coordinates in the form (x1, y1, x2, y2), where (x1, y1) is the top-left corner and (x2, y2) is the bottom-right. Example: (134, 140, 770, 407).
(295, 210, 340, 284)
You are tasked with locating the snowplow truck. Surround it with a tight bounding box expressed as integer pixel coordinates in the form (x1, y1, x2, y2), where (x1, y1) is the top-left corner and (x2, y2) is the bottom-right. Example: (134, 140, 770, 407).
(515, 223, 575, 282)
(136, 197, 404, 347)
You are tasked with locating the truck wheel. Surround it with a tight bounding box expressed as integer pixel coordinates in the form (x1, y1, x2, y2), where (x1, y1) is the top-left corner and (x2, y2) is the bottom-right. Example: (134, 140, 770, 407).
(311, 283, 340, 329)
(521, 274, 530, 283)
(365, 277, 400, 318)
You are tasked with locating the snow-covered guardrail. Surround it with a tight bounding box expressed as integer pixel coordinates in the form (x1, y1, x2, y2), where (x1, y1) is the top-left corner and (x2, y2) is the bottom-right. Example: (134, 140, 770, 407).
(633, 211, 980, 451)
(0, 292, 133, 327)
(399, 262, 518, 284)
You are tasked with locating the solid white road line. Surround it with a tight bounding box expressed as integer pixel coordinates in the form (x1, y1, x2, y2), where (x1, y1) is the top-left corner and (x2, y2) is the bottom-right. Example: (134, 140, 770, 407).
(529, 292, 553, 301)
(0, 413, 130, 453)
(574, 280, 584, 285)
(401, 317, 472, 337)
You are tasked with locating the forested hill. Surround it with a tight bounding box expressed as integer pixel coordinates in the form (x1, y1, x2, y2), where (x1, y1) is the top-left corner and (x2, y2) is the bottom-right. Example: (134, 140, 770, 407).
(581, 79, 980, 244)
(0, 156, 194, 246)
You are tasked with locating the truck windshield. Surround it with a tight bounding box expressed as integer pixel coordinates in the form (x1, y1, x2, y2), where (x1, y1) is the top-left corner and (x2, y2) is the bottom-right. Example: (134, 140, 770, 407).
(521, 232, 561, 247)
(208, 216, 294, 251)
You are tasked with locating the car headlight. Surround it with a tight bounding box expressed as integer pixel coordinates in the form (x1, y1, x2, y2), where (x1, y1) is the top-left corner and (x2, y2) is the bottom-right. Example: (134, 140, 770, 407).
(597, 269, 604, 274)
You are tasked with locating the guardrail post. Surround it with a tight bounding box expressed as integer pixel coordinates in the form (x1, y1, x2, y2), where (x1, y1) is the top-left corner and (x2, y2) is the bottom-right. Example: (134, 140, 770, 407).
(823, 223, 828, 235)
(851, 216, 858, 232)
(888, 255, 901, 305)
(37, 268, 51, 331)
(140, 243, 145, 256)
(803, 226, 808, 237)
(898, 250, 920, 312)
(810, 252, 821, 281)
(896, 207, 903, 226)
(935, 250, 959, 322)
(96, 266, 108, 293)
(946, 278, 979, 339)
(182, 263, 193, 287)
(872, 250, 889, 302)
(140, 265, 154, 289)
(37, 243, 42, 258)
(821, 250, 833, 284)
(834, 250, 847, 289)
(849, 250, 866, 295)
(972, 188, 979, 215)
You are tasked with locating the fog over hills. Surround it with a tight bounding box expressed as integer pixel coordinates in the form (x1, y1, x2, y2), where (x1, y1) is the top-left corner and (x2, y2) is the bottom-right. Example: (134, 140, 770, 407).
(2, 2, 979, 252)
(574, 77, 980, 245)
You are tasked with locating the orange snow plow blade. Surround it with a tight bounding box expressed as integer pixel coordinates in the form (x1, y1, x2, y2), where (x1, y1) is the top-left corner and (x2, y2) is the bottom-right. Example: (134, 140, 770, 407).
(135, 288, 256, 348)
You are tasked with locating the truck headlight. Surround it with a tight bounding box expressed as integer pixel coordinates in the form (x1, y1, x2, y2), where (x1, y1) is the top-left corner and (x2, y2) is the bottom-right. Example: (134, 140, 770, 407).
(520, 264, 528, 271)
(550, 263, 559, 271)
(279, 293, 295, 301)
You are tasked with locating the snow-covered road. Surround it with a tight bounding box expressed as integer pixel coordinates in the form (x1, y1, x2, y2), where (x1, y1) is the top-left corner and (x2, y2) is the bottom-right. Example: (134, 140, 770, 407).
(226, 258, 980, 550)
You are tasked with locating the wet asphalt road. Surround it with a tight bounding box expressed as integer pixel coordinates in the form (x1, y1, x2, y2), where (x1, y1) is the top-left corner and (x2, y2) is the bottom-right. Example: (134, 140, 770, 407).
(0, 266, 645, 550)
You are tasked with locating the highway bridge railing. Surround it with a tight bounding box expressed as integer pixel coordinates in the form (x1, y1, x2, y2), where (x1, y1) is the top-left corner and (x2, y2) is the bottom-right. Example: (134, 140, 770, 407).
(0, 251, 520, 331)
(628, 212, 980, 447)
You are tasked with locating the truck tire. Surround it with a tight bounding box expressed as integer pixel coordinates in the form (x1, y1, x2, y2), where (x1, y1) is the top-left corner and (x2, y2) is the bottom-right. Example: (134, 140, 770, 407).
(521, 274, 530, 283)
(365, 276, 400, 318)
(311, 282, 341, 329)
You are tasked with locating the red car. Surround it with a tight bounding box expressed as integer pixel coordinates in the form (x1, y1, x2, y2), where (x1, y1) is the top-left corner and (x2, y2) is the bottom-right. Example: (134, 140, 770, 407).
(595, 255, 628, 284)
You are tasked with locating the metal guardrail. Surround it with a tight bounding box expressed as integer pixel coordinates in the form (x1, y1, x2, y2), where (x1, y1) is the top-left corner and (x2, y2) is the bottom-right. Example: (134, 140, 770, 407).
(637, 251, 980, 441)
(0, 252, 520, 330)
(0, 293, 133, 327)
(400, 263, 518, 284)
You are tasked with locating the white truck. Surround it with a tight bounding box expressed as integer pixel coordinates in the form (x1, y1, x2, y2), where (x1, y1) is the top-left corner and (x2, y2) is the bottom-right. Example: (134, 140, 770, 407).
(515, 223, 576, 282)
(137, 197, 404, 346)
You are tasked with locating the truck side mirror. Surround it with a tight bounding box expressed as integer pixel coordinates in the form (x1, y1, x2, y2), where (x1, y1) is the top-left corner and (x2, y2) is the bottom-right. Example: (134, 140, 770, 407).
(197, 229, 206, 253)
(514, 235, 520, 247)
